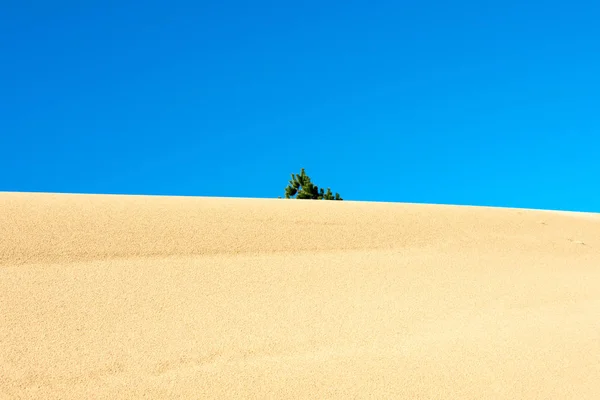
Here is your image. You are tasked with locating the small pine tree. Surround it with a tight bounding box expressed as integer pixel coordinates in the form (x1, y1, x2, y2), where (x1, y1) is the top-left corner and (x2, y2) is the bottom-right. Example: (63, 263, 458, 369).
(284, 168, 343, 200)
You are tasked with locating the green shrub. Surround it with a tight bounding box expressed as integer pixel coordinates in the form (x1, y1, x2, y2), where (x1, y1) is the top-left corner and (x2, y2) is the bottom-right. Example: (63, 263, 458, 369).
(284, 168, 342, 200)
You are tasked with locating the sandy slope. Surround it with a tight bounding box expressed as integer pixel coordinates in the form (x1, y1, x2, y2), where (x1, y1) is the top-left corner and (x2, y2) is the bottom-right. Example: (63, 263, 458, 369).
(1, 192, 599, 399)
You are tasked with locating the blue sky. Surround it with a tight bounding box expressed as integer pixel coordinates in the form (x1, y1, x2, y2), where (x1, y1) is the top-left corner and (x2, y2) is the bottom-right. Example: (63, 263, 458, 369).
(1, 0, 599, 211)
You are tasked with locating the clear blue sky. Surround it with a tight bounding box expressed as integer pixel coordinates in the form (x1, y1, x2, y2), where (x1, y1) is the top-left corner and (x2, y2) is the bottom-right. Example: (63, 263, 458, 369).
(2, 1, 599, 211)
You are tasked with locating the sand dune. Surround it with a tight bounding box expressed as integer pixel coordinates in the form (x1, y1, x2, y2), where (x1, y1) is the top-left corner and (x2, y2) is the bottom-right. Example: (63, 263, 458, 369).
(1, 192, 599, 399)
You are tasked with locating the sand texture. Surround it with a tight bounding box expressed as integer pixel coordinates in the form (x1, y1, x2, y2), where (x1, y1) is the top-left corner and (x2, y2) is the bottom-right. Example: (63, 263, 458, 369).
(1, 192, 600, 399)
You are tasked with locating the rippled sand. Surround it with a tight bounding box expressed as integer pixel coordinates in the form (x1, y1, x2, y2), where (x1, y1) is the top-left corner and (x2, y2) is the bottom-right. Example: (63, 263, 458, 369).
(1, 192, 599, 399)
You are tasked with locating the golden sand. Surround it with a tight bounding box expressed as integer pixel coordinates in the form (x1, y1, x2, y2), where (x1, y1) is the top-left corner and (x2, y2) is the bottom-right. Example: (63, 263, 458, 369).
(1, 192, 599, 399)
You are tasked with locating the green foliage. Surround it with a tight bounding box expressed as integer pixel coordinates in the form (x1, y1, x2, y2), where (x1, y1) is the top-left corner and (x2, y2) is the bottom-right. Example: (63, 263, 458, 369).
(284, 168, 343, 200)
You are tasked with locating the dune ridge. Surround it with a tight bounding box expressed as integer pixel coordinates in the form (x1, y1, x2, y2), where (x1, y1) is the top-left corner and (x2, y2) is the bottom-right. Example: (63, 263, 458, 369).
(1, 192, 600, 399)
(1, 192, 597, 266)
